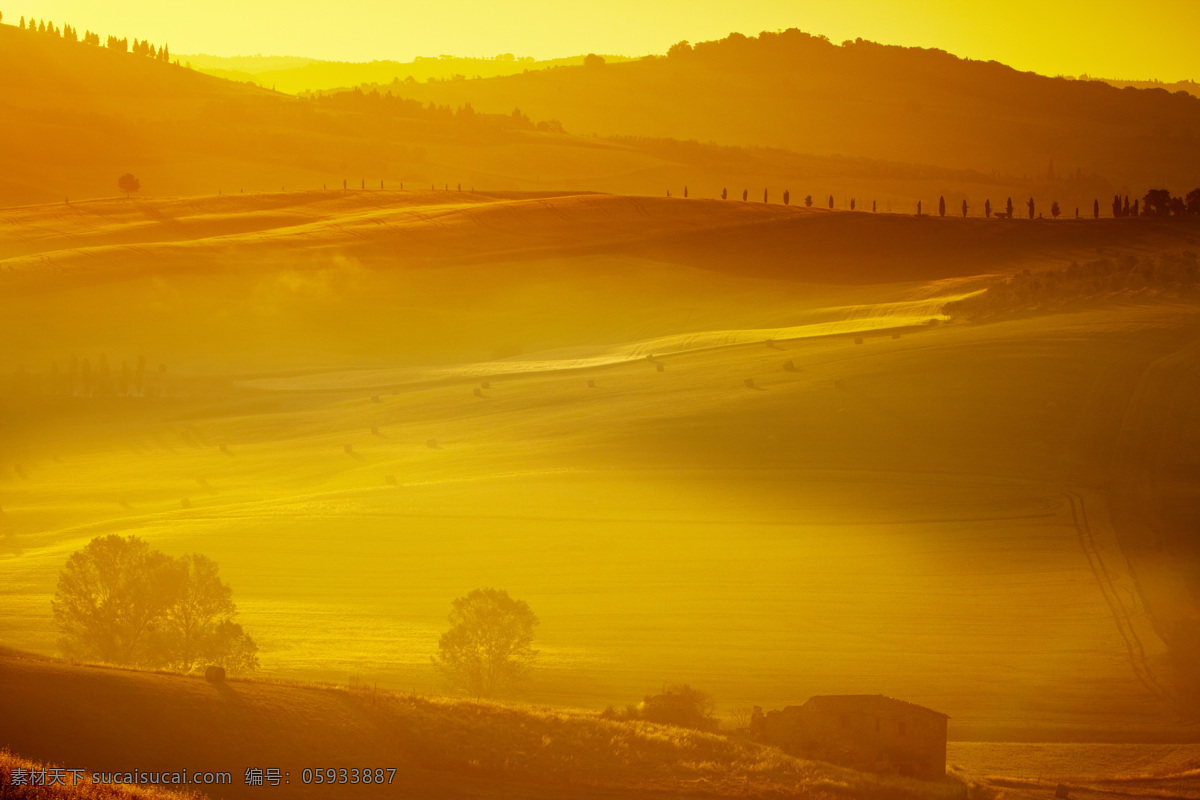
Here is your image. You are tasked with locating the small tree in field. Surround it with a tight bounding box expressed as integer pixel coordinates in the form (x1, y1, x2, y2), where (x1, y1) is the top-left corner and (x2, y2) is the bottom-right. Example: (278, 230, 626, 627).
(804, 195, 813, 207)
(118, 173, 140, 198)
(985, 198, 992, 218)
(636, 684, 719, 732)
(938, 196, 946, 217)
(433, 588, 538, 697)
(1051, 201, 1061, 219)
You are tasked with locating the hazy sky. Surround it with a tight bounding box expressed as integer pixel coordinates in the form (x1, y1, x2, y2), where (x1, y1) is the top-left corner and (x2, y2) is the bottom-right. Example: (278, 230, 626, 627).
(12, 0, 1200, 80)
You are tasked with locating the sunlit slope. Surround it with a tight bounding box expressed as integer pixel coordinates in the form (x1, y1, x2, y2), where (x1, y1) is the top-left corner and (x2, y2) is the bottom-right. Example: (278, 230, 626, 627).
(0, 651, 960, 800)
(3, 193, 1200, 741)
(2, 302, 1195, 740)
(3, 191, 1198, 374)
(386, 29, 1200, 190)
(4, 190, 1197, 282)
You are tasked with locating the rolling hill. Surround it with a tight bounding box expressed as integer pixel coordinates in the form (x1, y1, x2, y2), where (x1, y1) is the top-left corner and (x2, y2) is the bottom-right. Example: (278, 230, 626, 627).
(6, 22, 1198, 215)
(382, 29, 1200, 192)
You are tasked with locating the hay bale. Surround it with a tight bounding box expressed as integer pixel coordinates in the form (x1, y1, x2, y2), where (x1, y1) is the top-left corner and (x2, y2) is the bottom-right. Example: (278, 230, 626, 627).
(204, 665, 226, 683)
(656, 363, 665, 372)
(219, 443, 230, 454)
(892, 332, 901, 339)
(744, 378, 756, 389)
(181, 498, 192, 509)
(344, 443, 354, 454)
(587, 379, 596, 388)
(370, 426, 380, 436)
(782, 360, 796, 372)
(371, 395, 381, 403)
(480, 381, 491, 389)
(854, 336, 864, 345)
(473, 387, 482, 397)
(385, 475, 397, 486)
(1055, 785, 1070, 799)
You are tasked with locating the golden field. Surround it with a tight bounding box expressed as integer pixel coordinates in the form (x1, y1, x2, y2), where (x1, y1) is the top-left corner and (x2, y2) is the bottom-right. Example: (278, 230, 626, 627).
(2, 191, 1199, 743)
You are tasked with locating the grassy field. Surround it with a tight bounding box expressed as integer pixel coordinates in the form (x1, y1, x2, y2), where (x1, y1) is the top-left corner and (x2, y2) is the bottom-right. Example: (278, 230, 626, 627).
(2, 192, 1199, 744)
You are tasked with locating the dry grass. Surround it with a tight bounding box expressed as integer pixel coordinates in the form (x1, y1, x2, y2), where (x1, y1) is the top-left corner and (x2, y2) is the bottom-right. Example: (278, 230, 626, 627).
(0, 751, 198, 800)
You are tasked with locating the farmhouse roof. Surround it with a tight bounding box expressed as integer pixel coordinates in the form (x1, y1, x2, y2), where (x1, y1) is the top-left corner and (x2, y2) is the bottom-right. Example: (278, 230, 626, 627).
(800, 695, 949, 719)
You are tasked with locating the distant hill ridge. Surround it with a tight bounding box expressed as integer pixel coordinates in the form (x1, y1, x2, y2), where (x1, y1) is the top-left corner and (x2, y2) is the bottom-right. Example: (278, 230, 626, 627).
(179, 52, 636, 94)
(380, 28, 1200, 188)
(2, 20, 1197, 207)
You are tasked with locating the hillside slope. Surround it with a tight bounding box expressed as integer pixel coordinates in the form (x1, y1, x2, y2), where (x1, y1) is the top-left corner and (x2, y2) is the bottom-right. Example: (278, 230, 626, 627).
(8, 23, 995, 208)
(0, 649, 959, 800)
(0, 24, 680, 206)
(4, 191, 1198, 292)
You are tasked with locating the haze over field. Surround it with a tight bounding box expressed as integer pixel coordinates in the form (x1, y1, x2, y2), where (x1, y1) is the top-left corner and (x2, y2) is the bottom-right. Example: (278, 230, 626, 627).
(2, 6, 1200, 799)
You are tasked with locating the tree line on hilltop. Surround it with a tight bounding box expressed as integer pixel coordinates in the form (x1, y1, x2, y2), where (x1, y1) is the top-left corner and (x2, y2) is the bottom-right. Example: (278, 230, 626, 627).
(668, 185, 1200, 220)
(8, 9, 171, 62)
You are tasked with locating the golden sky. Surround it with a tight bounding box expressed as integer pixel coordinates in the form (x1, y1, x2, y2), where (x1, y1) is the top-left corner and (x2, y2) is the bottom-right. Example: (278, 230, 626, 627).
(12, 0, 1200, 80)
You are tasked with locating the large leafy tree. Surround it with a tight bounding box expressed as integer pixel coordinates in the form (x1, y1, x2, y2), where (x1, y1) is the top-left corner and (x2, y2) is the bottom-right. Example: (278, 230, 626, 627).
(433, 588, 538, 697)
(1142, 188, 1174, 217)
(52, 535, 257, 672)
(51, 535, 176, 665)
